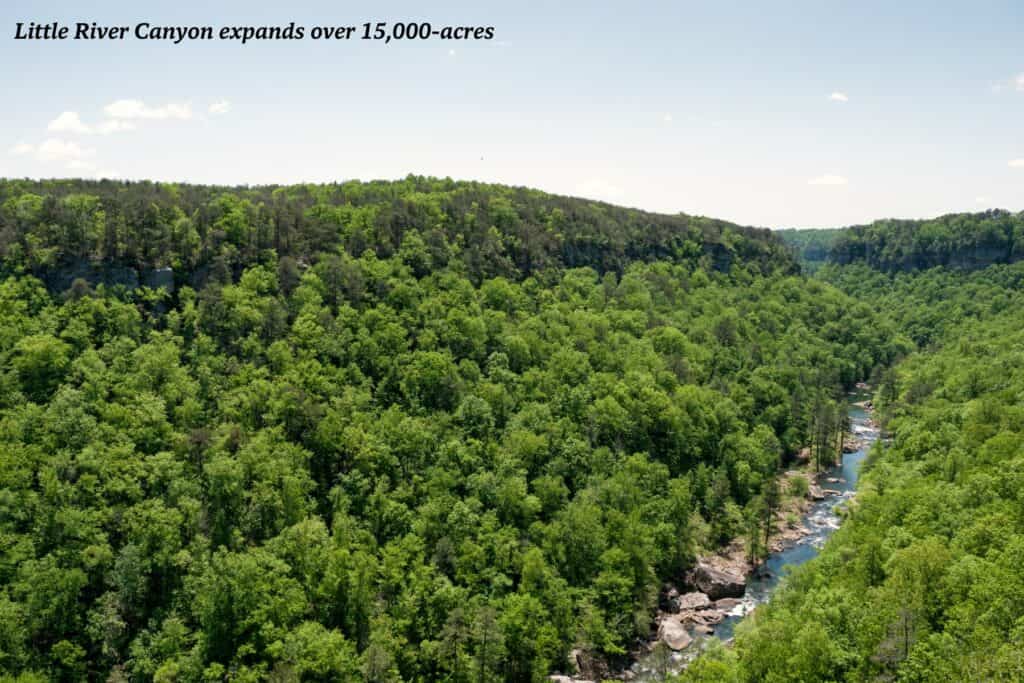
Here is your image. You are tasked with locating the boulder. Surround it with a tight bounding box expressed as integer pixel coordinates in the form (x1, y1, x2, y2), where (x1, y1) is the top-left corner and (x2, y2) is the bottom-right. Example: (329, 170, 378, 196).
(714, 597, 742, 611)
(697, 609, 726, 625)
(808, 484, 826, 500)
(658, 616, 693, 651)
(676, 591, 711, 611)
(680, 608, 726, 629)
(687, 560, 746, 600)
(549, 677, 594, 683)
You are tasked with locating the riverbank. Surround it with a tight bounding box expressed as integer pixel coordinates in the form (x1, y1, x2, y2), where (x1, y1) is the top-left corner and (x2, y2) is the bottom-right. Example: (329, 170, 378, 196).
(553, 389, 879, 682)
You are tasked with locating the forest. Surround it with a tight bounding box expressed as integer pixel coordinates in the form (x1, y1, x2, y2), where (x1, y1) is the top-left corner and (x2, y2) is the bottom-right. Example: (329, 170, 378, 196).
(676, 215, 1024, 681)
(0, 178, 903, 682)
(0, 178, 1020, 682)
(826, 210, 1024, 273)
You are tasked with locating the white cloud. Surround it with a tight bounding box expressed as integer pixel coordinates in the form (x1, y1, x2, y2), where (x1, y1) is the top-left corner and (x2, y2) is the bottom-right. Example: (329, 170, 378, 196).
(66, 159, 95, 171)
(209, 99, 231, 115)
(104, 99, 192, 120)
(35, 138, 94, 163)
(10, 143, 34, 156)
(1009, 159, 1024, 168)
(975, 196, 991, 204)
(96, 119, 136, 134)
(991, 73, 1024, 94)
(808, 174, 848, 186)
(48, 111, 92, 134)
(48, 111, 136, 135)
(829, 92, 849, 102)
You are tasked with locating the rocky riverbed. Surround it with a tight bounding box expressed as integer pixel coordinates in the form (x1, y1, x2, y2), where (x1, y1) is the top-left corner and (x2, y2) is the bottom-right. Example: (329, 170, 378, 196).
(551, 389, 880, 682)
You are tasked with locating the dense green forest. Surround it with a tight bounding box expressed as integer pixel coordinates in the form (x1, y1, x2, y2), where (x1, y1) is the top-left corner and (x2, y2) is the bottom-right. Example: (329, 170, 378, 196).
(0, 179, 903, 682)
(0, 177, 794, 290)
(680, 218, 1024, 681)
(6, 180, 1021, 683)
(828, 210, 1024, 273)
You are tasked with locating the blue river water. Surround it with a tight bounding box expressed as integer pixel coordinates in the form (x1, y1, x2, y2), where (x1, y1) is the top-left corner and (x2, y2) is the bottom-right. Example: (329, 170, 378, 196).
(630, 390, 878, 679)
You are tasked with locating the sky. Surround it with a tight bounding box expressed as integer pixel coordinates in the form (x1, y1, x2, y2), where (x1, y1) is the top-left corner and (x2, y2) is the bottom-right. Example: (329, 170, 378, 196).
(1, 0, 1022, 228)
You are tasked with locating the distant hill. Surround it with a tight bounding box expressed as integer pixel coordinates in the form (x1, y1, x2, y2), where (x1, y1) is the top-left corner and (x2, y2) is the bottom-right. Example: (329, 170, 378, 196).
(775, 228, 847, 272)
(779, 210, 1024, 274)
(0, 177, 797, 293)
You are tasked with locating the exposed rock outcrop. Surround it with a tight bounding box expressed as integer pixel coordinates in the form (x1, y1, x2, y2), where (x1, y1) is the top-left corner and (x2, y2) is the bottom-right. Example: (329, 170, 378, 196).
(658, 616, 692, 650)
(675, 591, 711, 611)
(687, 560, 746, 600)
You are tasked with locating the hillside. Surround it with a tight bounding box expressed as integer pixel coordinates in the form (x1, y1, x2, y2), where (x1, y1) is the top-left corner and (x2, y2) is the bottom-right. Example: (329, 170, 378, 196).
(0, 177, 795, 293)
(777, 210, 1024, 274)
(686, 220, 1024, 682)
(0, 179, 898, 681)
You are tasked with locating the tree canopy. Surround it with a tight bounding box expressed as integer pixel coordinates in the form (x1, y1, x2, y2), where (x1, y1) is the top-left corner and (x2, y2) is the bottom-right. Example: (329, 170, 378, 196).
(0, 179, 900, 681)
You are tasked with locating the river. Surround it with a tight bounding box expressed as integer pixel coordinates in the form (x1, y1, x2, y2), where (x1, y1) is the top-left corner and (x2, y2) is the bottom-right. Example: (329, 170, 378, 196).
(628, 389, 879, 680)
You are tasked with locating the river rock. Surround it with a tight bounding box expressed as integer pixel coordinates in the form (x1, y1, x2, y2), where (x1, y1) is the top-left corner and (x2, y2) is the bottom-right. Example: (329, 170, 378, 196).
(676, 591, 711, 610)
(658, 616, 692, 650)
(687, 560, 746, 600)
(808, 484, 826, 500)
(714, 597, 742, 611)
(684, 608, 726, 626)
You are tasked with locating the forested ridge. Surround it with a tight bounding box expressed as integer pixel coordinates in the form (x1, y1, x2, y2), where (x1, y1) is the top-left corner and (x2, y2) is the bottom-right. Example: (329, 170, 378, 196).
(0, 179, 901, 682)
(684, 217, 1024, 681)
(0, 177, 794, 291)
(778, 209, 1024, 275)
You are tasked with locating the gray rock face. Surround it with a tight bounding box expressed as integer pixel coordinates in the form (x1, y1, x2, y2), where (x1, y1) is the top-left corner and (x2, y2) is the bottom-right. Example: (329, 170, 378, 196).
(43, 258, 139, 293)
(658, 616, 692, 650)
(688, 561, 746, 600)
(676, 591, 711, 610)
(713, 597, 742, 611)
(143, 267, 175, 292)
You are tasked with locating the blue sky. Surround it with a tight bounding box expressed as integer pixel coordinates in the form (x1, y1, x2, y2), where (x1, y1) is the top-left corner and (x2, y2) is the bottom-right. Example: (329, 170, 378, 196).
(2, 0, 1022, 228)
